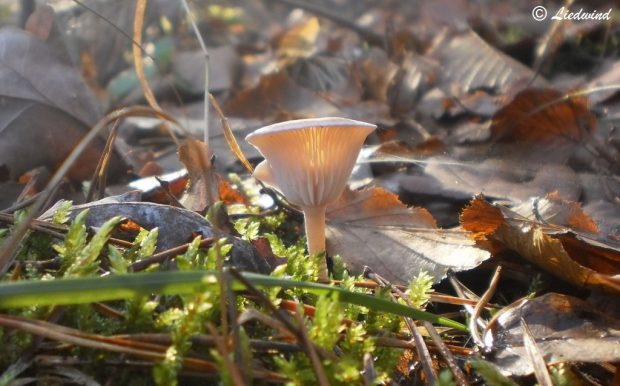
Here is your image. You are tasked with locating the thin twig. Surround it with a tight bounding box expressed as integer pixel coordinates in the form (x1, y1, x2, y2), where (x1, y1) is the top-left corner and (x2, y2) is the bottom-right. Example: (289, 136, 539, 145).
(0, 213, 65, 240)
(206, 323, 247, 386)
(375, 336, 473, 356)
(0, 192, 40, 213)
(448, 273, 486, 330)
(366, 269, 469, 385)
(153, 177, 185, 208)
(0, 314, 214, 371)
(0, 213, 134, 251)
(530, 0, 574, 86)
(228, 268, 304, 342)
(124, 332, 302, 353)
(293, 303, 330, 386)
(423, 321, 470, 386)
(228, 268, 333, 361)
(128, 237, 214, 272)
(87, 119, 121, 202)
(470, 266, 502, 352)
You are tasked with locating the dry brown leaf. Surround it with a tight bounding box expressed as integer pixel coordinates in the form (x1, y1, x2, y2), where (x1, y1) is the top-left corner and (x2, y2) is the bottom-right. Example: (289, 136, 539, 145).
(118, 218, 143, 234)
(326, 187, 489, 284)
(386, 52, 437, 116)
(25, 4, 55, 41)
(0, 26, 101, 127)
(584, 200, 620, 243)
(357, 48, 399, 102)
(224, 71, 335, 121)
(209, 94, 254, 174)
(177, 139, 219, 212)
(515, 192, 598, 234)
(461, 196, 620, 293)
(428, 29, 545, 94)
(287, 55, 356, 95)
(491, 88, 596, 146)
(422, 158, 582, 204)
(483, 293, 620, 376)
(0, 27, 125, 181)
(224, 68, 386, 125)
(510, 194, 620, 276)
(458, 194, 504, 238)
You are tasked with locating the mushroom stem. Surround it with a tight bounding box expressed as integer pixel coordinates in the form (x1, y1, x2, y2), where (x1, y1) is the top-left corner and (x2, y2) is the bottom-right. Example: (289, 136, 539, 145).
(302, 205, 328, 281)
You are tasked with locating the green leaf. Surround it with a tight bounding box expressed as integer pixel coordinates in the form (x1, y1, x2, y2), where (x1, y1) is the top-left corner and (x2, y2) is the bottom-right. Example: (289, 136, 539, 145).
(54, 209, 89, 270)
(108, 245, 128, 274)
(0, 271, 468, 331)
(51, 200, 73, 224)
(65, 215, 123, 277)
(137, 227, 159, 259)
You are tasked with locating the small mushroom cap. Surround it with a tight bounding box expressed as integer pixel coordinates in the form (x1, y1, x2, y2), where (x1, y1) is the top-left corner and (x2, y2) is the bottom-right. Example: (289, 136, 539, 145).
(246, 117, 376, 208)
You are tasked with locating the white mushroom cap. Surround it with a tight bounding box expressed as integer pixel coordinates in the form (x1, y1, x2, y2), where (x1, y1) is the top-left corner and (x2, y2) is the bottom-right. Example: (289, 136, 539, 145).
(246, 117, 376, 208)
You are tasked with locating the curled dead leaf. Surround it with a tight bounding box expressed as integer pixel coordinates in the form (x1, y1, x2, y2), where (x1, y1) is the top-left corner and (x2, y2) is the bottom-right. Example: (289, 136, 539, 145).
(177, 139, 219, 212)
(461, 195, 620, 293)
(326, 187, 489, 283)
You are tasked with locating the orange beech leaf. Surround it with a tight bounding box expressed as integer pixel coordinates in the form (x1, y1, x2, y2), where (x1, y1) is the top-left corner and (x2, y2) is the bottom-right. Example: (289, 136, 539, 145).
(460, 195, 505, 237)
(217, 175, 249, 206)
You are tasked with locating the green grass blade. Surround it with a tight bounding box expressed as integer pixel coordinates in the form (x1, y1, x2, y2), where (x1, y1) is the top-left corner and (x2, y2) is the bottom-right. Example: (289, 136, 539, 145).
(0, 271, 467, 331)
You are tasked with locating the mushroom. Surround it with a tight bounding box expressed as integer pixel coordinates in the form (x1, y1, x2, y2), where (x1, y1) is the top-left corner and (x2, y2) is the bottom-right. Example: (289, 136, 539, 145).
(246, 117, 376, 280)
